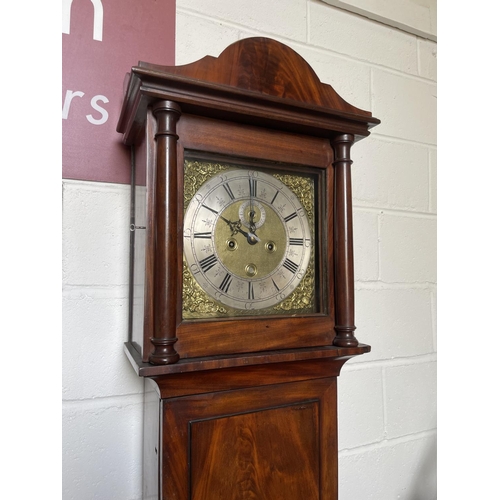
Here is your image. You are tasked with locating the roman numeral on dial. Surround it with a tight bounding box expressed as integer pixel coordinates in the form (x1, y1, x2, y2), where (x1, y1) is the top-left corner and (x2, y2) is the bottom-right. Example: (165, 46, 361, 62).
(219, 273, 233, 293)
(199, 254, 218, 273)
(283, 258, 299, 274)
(289, 238, 304, 246)
(249, 178, 257, 197)
(194, 232, 212, 239)
(248, 282, 255, 300)
(222, 183, 235, 200)
(202, 204, 219, 215)
(270, 190, 279, 205)
(284, 212, 298, 222)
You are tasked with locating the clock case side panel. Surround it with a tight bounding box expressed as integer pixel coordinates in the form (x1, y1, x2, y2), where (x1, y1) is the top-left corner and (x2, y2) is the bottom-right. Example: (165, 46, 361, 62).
(174, 114, 336, 359)
(129, 108, 158, 362)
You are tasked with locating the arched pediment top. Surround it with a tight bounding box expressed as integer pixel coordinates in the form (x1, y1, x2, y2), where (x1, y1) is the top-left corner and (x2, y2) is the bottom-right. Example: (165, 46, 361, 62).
(118, 37, 380, 144)
(139, 37, 372, 118)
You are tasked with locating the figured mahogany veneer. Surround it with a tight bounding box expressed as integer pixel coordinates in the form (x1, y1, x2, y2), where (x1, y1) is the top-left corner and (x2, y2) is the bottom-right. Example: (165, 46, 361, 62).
(118, 37, 379, 500)
(162, 378, 338, 500)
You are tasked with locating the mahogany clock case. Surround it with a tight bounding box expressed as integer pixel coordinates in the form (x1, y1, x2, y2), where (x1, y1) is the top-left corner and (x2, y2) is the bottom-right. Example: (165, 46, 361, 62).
(118, 37, 380, 370)
(117, 37, 379, 500)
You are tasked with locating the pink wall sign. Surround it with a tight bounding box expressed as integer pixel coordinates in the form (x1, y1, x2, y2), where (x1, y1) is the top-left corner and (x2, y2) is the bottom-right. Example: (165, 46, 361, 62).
(62, 0, 175, 184)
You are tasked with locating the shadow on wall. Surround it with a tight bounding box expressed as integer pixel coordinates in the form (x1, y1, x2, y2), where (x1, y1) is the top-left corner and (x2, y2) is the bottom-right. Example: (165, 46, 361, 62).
(407, 435, 437, 500)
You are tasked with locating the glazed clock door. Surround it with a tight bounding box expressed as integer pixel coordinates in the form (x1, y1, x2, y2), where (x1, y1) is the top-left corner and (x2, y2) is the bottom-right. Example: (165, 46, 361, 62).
(173, 115, 338, 361)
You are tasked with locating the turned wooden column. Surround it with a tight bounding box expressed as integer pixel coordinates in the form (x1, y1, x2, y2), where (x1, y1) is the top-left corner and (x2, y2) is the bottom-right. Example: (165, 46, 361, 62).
(149, 100, 182, 365)
(332, 133, 358, 348)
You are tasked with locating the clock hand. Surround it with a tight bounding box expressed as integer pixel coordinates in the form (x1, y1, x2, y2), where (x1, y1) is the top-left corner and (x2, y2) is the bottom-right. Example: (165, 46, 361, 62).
(220, 215, 260, 244)
(219, 215, 241, 235)
(233, 215, 260, 244)
(245, 231, 260, 245)
(249, 209, 257, 234)
(236, 224, 260, 244)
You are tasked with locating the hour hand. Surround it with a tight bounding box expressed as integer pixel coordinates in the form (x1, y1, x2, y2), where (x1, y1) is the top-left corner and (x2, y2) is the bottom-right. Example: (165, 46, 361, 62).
(235, 224, 261, 245)
(244, 230, 260, 245)
(220, 216, 260, 244)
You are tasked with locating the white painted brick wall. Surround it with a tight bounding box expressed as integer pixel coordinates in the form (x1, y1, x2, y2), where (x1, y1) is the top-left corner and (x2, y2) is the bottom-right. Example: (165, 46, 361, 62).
(372, 69, 437, 145)
(63, 396, 144, 499)
(178, 0, 308, 42)
(62, 180, 145, 500)
(62, 1, 437, 498)
(354, 287, 435, 362)
(309, 2, 419, 74)
(351, 138, 431, 212)
(384, 361, 437, 438)
(338, 366, 385, 449)
(291, 44, 373, 111)
(62, 181, 130, 286)
(379, 214, 437, 283)
(339, 434, 437, 499)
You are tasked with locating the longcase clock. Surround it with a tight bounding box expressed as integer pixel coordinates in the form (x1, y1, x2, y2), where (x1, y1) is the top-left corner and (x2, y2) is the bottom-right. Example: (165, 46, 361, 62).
(117, 37, 379, 500)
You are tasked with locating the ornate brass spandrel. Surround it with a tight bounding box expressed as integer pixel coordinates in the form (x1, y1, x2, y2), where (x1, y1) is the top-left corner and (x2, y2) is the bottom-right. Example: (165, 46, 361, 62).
(272, 173, 316, 314)
(183, 159, 231, 211)
(272, 261, 315, 314)
(273, 173, 315, 223)
(182, 260, 228, 318)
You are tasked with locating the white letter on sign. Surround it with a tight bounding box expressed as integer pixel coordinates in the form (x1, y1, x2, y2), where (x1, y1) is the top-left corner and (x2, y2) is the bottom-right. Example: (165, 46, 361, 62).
(86, 95, 109, 125)
(62, 90, 85, 120)
(62, 0, 104, 41)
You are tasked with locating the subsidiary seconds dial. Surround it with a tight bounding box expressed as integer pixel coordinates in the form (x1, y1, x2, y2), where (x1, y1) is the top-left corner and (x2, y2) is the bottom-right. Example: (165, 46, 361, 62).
(183, 169, 312, 311)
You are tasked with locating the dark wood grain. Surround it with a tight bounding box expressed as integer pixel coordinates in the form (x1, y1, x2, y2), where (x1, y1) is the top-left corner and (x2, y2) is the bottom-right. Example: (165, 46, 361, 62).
(161, 378, 338, 500)
(140, 37, 369, 117)
(150, 357, 354, 399)
(190, 402, 320, 499)
(177, 113, 334, 168)
(117, 39, 380, 146)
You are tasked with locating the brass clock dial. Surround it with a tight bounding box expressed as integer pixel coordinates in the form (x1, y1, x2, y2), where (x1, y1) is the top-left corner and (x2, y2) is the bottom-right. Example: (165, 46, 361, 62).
(183, 161, 315, 317)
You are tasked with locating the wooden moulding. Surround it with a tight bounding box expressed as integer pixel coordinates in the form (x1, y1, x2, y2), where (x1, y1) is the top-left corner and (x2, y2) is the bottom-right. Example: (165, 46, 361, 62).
(124, 340, 370, 379)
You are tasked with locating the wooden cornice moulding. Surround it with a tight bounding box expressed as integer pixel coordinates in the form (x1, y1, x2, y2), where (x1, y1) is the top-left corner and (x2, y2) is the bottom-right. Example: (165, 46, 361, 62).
(117, 37, 380, 145)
